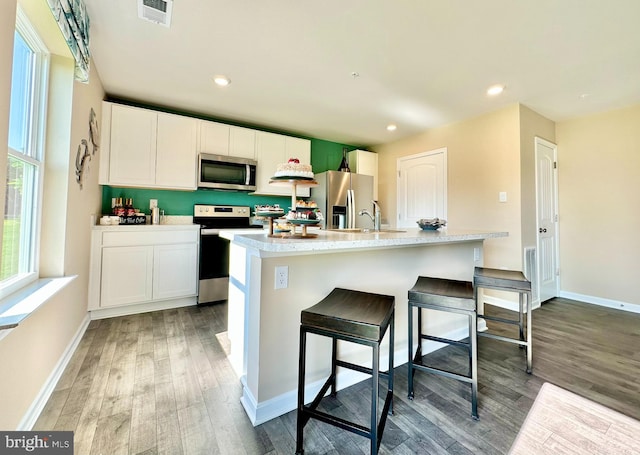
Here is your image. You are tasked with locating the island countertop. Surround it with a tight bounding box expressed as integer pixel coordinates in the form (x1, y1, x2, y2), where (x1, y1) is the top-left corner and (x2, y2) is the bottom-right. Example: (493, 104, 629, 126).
(220, 227, 508, 255)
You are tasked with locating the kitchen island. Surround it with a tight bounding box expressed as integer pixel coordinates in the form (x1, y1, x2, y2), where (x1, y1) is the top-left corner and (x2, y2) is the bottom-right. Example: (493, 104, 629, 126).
(220, 227, 508, 425)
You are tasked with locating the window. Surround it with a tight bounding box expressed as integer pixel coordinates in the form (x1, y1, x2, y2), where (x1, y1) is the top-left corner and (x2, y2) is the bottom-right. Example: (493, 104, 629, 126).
(1, 10, 49, 297)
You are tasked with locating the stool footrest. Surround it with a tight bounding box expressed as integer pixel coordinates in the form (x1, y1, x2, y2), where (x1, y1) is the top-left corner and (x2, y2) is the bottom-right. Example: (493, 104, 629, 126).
(420, 333, 471, 349)
(478, 331, 527, 346)
(410, 362, 474, 384)
(300, 389, 393, 449)
(303, 407, 370, 439)
(479, 314, 521, 326)
(335, 359, 391, 380)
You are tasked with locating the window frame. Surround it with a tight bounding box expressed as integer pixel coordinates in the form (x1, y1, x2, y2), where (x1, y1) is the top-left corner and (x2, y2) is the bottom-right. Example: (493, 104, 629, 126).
(1, 7, 50, 299)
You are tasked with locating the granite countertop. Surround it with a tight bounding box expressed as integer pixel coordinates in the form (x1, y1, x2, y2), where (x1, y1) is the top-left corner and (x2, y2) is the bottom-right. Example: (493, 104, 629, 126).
(221, 227, 508, 255)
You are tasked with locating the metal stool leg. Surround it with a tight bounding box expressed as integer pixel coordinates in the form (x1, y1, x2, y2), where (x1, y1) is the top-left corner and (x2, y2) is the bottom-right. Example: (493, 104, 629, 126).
(330, 337, 338, 396)
(470, 310, 478, 419)
(519, 293, 525, 344)
(526, 291, 532, 374)
(407, 302, 414, 400)
(296, 327, 307, 455)
(388, 312, 394, 415)
(370, 342, 379, 455)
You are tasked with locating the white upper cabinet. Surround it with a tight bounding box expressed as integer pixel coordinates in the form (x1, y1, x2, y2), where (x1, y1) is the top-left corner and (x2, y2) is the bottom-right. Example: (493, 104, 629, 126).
(254, 131, 311, 197)
(100, 102, 198, 190)
(255, 132, 286, 195)
(348, 149, 379, 199)
(100, 102, 307, 194)
(107, 104, 157, 186)
(229, 126, 256, 159)
(156, 112, 197, 189)
(198, 120, 230, 155)
(197, 122, 256, 160)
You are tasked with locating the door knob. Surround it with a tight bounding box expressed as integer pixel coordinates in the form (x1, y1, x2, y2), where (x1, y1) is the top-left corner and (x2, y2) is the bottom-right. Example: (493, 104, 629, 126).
(539, 228, 547, 233)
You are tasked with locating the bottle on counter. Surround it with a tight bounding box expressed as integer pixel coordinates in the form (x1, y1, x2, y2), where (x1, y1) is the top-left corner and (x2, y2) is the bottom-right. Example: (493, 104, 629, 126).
(113, 197, 125, 216)
(338, 148, 350, 172)
(124, 198, 135, 216)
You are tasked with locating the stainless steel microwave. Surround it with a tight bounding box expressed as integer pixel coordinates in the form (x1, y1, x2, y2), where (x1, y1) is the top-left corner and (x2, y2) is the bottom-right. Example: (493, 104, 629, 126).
(198, 153, 257, 191)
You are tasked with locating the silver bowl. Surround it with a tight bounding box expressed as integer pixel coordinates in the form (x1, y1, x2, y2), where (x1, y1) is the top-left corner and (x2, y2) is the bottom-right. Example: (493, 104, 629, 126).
(417, 218, 446, 230)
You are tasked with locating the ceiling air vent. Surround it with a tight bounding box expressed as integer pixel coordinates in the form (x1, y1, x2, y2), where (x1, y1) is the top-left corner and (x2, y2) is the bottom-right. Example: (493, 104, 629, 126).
(138, 0, 173, 27)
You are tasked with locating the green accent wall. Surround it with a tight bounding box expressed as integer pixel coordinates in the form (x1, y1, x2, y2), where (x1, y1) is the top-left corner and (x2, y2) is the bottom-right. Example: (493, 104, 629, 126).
(101, 137, 359, 216)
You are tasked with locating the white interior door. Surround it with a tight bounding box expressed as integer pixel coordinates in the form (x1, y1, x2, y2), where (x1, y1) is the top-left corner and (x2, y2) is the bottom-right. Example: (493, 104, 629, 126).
(535, 137, 559, 302)
(397, 148, 447, 228)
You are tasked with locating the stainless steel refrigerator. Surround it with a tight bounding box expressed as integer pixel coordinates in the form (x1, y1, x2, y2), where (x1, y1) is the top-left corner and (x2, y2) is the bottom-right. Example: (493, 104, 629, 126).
(312, 171, 375, 230)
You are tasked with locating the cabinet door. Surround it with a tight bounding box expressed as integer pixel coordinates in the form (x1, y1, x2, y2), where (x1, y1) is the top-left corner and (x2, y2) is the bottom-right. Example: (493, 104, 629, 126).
(229, 126, 256, 159)
(109, 105, 157, 186)
(254, 132, 289, 195)
(101, 246, 154, 307)
(198, 120, 230, 155)
(348, 150, 378, 199)
(156, 112, 198, 189)
(153, 243, 198, 300)
(286, 137, 312, 197)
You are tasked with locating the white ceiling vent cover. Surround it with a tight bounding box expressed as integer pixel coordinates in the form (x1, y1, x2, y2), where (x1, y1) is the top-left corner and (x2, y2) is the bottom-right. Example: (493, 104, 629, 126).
(138, 0, 173, 27)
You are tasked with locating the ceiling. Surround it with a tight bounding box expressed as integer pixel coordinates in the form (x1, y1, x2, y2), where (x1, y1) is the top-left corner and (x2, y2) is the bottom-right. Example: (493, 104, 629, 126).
(84, 0, 640, 147)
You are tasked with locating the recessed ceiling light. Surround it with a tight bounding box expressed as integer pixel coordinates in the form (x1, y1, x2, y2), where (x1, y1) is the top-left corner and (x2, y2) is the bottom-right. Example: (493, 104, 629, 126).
(386, 124, 397, 131)
(579, 93, 590, 99)
(213, 75, 231, 87)
(487, 84, 505, 96)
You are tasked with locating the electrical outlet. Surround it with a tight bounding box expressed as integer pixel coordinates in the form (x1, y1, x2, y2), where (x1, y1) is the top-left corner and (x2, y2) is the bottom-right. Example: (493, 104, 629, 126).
(275, 266, 288, 289)
(474, 247, 481, 262)
(150, 199, 158, 209)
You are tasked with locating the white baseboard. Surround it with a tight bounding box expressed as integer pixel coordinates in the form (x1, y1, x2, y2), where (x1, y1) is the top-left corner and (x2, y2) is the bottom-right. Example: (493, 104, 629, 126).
(239, 322, 484, 426)
(559, 291, 640, 314)
(482, 295, 541, 312)
(89, 296, 196, 320)
(18, 314, 91, 430)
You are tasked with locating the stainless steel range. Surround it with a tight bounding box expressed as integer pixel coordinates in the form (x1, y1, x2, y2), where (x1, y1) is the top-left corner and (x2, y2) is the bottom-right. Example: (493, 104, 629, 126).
(193, 205, 261, 304)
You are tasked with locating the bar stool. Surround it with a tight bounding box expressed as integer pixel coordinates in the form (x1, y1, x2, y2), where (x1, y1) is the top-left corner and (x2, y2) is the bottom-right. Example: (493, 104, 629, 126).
(407, 276, 478, 419)
(473, 267, 532, 373)
(296, 288, 395, 455)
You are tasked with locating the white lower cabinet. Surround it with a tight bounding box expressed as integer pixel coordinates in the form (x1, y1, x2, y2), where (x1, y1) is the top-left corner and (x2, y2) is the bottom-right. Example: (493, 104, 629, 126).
(89, 226, 199, 315)
(101, 246, 154, 307)
(153, 243, 198, 300)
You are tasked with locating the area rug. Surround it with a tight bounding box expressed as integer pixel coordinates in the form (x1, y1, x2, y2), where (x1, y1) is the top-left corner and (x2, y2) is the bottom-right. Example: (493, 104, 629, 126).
(509, 382, 640, 454)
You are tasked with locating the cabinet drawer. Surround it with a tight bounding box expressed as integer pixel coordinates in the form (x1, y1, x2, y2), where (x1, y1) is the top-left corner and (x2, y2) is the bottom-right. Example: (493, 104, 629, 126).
(102, 229, 198, 247)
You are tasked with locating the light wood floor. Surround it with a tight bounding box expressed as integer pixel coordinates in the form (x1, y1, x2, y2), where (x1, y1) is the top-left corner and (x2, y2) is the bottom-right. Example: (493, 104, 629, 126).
(34, 298, 640, 454)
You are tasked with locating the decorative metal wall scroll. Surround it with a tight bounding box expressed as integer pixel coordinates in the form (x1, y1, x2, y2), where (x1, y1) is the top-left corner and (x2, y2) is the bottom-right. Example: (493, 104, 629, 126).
(75, 107, 99, 189)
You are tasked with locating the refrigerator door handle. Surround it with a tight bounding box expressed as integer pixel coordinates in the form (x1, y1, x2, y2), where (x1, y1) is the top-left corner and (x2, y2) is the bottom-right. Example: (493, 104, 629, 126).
(346, 189, 354, 229)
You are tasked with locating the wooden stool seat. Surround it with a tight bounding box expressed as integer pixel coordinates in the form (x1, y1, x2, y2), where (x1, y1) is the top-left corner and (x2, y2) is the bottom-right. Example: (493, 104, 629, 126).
(296, 288, 395, 455)
(407, 276, 478, 419)
(301, 288, 395, 342)
(473, 267, 531, 292)
(474, 266, 533, 373)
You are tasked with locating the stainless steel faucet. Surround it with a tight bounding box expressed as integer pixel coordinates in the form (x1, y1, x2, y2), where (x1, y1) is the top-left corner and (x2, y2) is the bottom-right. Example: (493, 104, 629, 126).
(359, 200, 382, 231)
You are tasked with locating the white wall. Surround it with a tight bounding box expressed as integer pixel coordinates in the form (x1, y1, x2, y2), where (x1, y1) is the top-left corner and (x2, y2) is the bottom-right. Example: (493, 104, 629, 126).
(556, 105, 640, 306)
(373, 104, 524, 271)
(0, 0, 105, 429)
